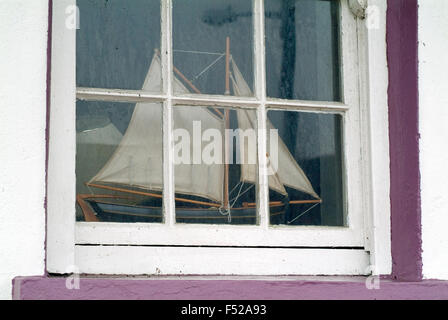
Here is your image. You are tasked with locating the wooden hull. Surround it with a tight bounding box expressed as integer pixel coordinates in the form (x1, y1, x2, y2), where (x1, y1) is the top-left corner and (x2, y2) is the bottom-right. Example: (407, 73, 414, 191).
(87, 199, 286, 225)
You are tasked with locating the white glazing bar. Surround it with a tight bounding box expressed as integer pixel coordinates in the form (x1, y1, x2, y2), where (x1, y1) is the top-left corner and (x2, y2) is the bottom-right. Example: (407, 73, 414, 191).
(254, 0, 269, 229)
(267, 99, 349, 112)
(76, 87, 348, 112)
(161, 0, 175, 226)
(76, 88, 166, 102)
(172, 95, 259, 108)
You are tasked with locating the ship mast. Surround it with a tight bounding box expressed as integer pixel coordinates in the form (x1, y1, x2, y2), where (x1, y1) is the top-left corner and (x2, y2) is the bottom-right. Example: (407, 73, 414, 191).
(223, 37, 231, 210)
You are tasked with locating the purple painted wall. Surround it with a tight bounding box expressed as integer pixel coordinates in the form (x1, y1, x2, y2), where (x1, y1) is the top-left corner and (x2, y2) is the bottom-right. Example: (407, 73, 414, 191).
(386, 0, 422, 281)
(12, 277, 448, 300)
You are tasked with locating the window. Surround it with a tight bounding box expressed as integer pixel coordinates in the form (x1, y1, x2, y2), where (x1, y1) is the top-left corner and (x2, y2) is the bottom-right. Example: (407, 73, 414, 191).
(47, 0, 391, 276)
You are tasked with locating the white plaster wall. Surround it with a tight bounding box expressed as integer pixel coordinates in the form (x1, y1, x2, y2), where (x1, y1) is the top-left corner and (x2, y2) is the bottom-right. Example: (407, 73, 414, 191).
(419, 0, 448, 280)
(0, 0, 48, 299)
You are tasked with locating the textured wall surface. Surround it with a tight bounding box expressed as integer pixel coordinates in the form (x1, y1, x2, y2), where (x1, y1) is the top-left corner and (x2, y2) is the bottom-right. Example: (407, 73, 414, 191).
(419, 0, 448, 280)
(387, 0, 422, 281)
(12, 277, 448, 300)
(0, 0, 48, 299)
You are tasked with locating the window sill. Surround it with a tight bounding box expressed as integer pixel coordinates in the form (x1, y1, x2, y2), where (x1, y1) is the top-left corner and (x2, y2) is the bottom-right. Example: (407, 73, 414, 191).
(12, 276, 448, 300)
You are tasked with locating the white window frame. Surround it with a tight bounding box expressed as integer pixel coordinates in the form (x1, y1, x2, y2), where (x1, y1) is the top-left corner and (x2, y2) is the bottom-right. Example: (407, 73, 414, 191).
(47, 0, 391, 276)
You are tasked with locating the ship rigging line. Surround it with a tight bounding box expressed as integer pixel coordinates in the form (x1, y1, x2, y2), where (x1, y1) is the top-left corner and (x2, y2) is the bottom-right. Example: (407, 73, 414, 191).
(287, 202, 321, 225)
(229, 181, 243, 196)
(173, 49, 225, 56)
(230, 182, 245, 208)
(173, 49, 226, 83)
(192, 54, 225, 82)
(230, 184, 254, 208)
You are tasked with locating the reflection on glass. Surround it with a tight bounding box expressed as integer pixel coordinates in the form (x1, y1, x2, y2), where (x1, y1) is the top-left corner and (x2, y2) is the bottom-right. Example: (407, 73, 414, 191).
(173, 106, 259, 225)
(267, 110, 344, 226)
(77, 0, 161, 91)
(173, 0, 254, 96)
(76, 100, 163, 223)
(265, 0, 341, 101)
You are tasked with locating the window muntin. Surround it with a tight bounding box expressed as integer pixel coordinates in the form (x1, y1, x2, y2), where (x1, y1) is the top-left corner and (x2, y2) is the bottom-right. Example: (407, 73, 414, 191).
(74, 0, 363, 247)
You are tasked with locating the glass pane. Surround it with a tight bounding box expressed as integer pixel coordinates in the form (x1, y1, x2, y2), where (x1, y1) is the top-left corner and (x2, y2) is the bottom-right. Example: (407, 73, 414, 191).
(77, 0, 161, 91)
(76, 100, 163, 223)
(173, 106, 258, 225)
(265, 0, 341, 101)
(267, 110, 344, 226)
(173, 0, 254, 96)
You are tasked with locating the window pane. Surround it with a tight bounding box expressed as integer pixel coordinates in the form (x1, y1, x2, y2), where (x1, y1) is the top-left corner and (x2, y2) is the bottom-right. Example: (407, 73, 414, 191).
(267, 110, 344, 226)
(76, 100, 163, 223)
(173, 0, 254, 96)
(77, 0, 161, 91)
(173, 106, 260, 225)
(265, 0, 341, 101)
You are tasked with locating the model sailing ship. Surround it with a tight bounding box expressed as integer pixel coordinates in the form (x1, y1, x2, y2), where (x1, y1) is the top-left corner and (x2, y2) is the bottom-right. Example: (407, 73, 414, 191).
(77, 38, 321, 224)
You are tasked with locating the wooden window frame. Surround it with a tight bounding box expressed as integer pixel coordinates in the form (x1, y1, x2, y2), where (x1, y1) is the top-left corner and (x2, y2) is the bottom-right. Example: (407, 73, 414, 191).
(47, 0, 391, 276)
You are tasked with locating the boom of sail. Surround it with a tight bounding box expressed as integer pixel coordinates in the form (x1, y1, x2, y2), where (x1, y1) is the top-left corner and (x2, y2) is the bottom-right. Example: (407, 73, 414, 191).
(89, 53, 320, 205)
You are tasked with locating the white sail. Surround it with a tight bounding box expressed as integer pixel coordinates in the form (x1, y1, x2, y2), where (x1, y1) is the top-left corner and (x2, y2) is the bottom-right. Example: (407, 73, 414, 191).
(230, 59, 320, 199)
(90, 55, 224, 202)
